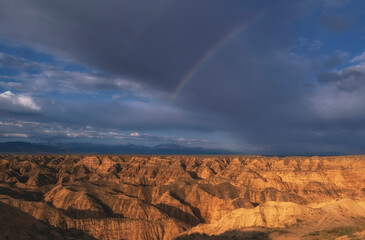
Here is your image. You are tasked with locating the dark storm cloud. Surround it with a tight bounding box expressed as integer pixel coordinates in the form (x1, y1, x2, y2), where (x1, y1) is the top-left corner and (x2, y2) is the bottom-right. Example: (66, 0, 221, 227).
(318, 63, 365, 92)
(318, 72, 342, 83)
(324, 51, 348, 68)
(313, 61, 365, 141)
(323, 0, 352, 8)
(0, 0, 364, 154)
(320, 15, 352, 33)
(0, 0, 268, 90)
(168, 39, 324, 153)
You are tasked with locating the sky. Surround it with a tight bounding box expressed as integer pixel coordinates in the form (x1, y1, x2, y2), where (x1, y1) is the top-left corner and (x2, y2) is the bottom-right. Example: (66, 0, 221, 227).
(0, 0, 365, 154)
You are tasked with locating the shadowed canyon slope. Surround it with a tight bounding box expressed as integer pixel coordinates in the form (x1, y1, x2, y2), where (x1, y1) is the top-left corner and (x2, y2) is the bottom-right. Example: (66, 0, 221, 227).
(0, 155, 365, 240)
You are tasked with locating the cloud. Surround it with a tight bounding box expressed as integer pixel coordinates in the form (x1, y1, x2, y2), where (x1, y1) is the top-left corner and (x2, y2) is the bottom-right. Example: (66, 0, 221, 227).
(0, 91, 41, 111)
(0, 52, 142, 94)
(1, 133, 28, 138)
(0, 1, 364, 154)
(318, 62, 365, 92)
(320, 15, 352, 33)
(0, 120, 211, 146)
(0, 121, 23, 127)
(313, 61, 365, 132)
(0, 52, 47, 70)
(312, 85, 365, 120)
(323, 0, 352, 8)
(0, 1, 307, 92)
(297, 37, 308, 48)
(351, 51, 365, 63)
(308, 40, 322, 52)
(297, 38, 322, 52)
(325, 51, 348, 68)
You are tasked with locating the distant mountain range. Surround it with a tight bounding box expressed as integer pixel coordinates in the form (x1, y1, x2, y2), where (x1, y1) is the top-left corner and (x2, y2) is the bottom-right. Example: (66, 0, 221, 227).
(0, 141, 233, 154)
(0, 141, 349, 156)
(0, 142, 65, 154)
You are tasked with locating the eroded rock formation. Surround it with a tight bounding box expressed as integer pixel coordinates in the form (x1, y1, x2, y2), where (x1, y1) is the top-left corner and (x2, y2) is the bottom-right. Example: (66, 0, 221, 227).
(0, 155, 364, 239)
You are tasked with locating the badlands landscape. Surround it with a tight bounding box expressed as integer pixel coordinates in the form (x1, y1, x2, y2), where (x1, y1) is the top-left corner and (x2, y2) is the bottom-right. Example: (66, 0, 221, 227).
(0, 154, 364, 240)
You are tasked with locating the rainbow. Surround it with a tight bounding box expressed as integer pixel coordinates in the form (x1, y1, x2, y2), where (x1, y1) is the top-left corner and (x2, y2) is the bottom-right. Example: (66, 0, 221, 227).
(169, 9, 266, 103)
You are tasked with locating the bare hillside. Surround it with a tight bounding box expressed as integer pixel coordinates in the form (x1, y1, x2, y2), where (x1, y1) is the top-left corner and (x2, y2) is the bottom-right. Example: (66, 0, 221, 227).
(0, 155, 364, 240)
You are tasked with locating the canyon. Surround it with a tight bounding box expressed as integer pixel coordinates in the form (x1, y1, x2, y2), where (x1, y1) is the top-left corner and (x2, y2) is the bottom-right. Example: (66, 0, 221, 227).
(0, 154, 364, 240)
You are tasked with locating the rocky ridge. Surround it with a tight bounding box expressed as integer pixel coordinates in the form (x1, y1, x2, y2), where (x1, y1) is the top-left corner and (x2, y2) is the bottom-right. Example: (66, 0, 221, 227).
(0, 155, 364, 240)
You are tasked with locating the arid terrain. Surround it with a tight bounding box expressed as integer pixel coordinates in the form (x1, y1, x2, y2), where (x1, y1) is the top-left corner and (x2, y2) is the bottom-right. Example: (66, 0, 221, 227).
(0, 155, 364, 240)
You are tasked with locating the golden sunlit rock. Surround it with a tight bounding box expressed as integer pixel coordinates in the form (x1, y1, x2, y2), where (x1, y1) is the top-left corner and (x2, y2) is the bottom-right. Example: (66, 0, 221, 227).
(0, 155, 364, 240)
